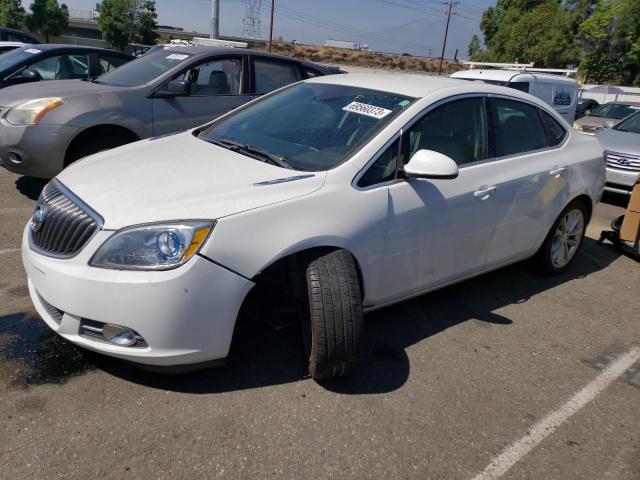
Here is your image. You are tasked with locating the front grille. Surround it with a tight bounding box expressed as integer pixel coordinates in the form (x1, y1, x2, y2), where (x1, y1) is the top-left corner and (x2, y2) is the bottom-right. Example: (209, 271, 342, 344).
(79, 319, 148, 348)
(30, 181, 101, 257)
(606, 151, 640, 172)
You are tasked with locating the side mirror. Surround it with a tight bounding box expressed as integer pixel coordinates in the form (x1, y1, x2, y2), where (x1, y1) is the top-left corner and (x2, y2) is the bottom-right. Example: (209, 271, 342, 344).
(404, 149, 459, 180)
(155, 80, 190, 97)
(15, 68, 41, 83)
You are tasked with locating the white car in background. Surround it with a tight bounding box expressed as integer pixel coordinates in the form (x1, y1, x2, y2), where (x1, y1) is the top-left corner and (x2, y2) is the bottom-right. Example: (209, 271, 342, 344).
(22, 74, 605, 379)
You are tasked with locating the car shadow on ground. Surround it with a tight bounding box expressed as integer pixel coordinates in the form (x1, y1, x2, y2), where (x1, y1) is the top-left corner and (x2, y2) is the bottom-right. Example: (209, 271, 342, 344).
(15, 176, 47, 201)
(0, 237, 621, 394)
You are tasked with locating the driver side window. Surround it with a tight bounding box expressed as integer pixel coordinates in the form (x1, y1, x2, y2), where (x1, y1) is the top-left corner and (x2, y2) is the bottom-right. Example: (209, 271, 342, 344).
(177, 58, 242, 96)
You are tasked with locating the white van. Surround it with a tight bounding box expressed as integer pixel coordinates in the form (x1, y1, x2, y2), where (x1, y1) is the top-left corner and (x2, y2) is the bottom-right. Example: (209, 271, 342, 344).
(451, 66, 579, 123)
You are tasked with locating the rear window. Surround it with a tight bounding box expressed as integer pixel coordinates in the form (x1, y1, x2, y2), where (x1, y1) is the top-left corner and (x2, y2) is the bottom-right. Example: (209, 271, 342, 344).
(493, 98, 547, 156)
(539, 110, 567, 146)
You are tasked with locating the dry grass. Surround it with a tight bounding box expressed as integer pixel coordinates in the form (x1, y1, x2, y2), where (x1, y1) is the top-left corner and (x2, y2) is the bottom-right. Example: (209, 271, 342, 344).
(257, 41, 461, 75)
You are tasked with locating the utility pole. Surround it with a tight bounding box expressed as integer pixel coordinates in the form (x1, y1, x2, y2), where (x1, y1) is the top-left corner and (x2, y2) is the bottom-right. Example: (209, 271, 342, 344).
(438, 0, 458, 75)
(211, 0, 220, 39)
(268, 0, 275, 52)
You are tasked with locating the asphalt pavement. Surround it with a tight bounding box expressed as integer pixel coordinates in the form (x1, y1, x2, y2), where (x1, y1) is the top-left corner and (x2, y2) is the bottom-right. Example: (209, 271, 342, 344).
(0, 168, 638, 479)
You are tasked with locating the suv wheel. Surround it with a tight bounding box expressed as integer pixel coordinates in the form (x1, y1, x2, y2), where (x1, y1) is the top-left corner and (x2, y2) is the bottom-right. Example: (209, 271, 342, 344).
(303, 249, 363, 380)
(533, 199, 587, 274)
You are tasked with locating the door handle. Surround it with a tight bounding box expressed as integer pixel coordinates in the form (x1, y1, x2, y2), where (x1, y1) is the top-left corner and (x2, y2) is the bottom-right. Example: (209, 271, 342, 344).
(474, 186, 496, 200)
(549, 167, 566, 177)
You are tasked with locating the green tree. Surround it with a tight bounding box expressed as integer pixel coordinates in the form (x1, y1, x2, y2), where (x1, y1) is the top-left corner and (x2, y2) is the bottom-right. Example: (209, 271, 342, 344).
(612, 0, 640, 85)
(467, 34, 482, 59)
(98, 0, 157, 50)
(0, 0, 25, 29)
(25, 0, 68, 42)
(135, 0, 157, 45)
(578, 0, 623, 83)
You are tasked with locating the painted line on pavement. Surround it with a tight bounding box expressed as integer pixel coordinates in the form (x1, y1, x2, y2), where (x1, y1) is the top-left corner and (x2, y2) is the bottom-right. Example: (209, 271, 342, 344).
(0, 248, 20, 256)
(471, 346, 640, 480)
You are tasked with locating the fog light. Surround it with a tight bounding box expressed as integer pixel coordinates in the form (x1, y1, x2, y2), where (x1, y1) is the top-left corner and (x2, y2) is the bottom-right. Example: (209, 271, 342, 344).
(7, 152, 22, 164)
(103, 324, 137, 347)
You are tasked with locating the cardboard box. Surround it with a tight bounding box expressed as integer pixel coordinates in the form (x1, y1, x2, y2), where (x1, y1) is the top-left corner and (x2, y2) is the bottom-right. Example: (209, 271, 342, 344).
(620, 178, 640, 242)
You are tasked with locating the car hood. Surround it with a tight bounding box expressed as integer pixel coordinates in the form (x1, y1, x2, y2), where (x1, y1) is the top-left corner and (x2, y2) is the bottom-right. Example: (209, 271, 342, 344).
(574, 116, 609, 128)
(57, 132, 326, 230)
(596, 128, 640, 156)
(0, 79, 125, 107)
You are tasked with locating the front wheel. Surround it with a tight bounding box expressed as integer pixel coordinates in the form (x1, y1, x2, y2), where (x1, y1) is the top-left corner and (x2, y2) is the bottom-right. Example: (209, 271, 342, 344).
(533, 200, 587, 274)
(303, 249, 364, 380)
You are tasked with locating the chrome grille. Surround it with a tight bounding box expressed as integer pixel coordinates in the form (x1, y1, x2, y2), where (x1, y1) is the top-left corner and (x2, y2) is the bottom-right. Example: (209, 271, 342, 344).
(30, 181, 101, 257)
(606, 151, 640, 172)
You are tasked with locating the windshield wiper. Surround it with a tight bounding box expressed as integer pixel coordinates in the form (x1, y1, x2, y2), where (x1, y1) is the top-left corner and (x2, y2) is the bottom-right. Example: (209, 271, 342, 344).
(212, 137, 294, 170)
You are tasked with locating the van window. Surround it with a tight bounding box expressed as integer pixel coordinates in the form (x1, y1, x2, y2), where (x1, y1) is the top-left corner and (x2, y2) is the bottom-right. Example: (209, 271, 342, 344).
(493, 98, 547, 156)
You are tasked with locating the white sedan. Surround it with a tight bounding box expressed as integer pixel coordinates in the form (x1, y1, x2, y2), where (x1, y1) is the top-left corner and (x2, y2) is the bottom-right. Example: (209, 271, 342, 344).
(22, 74, 605, 379)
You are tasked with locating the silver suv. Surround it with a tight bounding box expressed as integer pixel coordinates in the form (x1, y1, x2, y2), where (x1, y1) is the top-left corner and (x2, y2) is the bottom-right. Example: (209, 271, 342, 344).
(0, 46, 340, 178)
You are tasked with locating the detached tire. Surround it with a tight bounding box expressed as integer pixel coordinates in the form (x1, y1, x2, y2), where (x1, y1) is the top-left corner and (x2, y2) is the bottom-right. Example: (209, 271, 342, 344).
(532, 199, 587, 275)
(304, 249, 363, 380)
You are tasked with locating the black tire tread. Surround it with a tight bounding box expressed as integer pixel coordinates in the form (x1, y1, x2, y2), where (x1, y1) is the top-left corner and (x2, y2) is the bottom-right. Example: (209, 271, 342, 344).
(306, 249, 363, 380)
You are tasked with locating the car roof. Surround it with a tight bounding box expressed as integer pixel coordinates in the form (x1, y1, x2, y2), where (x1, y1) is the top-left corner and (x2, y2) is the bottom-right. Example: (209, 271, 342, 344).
(450, 69, 577, 85)
(307, 73, 481, 98)
(0, 41, 28, 47)
(15, 43, 130, 55)
(161, 45, 309, 63)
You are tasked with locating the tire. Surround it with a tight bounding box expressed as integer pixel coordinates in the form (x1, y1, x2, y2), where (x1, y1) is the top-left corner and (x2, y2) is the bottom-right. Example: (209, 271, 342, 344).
(532, 199, 587, 275)
(303, 249, 364, 380)
(66, 131, 136, 166)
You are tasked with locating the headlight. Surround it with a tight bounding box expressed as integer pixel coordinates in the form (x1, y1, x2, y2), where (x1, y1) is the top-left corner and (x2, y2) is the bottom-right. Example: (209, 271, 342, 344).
(5, 97, 64, 125)
(90, 221, 215, 270)
(572, 122, 580, 130)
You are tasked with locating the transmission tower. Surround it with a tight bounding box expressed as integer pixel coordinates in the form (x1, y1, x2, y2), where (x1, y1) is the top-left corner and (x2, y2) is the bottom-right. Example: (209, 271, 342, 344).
(242, 0, 262, 39)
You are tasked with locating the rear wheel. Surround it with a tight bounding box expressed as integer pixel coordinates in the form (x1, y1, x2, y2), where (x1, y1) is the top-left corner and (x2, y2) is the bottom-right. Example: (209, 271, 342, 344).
(533, 200, 587, 274)
(303, 249, 363, 380)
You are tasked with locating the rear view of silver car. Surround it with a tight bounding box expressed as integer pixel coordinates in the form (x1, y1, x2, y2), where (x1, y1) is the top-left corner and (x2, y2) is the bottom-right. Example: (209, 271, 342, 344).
(596, 111, 640, 195)
(0, 46, 339, 178)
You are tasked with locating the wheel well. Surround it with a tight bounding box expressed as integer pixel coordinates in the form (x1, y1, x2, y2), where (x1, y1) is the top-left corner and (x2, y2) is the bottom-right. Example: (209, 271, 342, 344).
(238, 246, 365, 328)
(574, 194, 593, 222)
(65, 124, 139, 166)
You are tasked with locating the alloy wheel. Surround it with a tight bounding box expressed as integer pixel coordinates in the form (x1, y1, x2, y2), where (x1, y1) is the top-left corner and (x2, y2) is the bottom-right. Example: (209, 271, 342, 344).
(550, 208, 585, 269)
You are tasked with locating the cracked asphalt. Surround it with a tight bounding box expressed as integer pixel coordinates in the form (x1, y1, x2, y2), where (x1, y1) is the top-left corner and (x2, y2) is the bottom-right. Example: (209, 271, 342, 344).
(0, 168, 638, 479)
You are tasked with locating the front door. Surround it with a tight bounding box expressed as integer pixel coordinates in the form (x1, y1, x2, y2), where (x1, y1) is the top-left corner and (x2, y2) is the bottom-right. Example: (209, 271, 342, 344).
(152, 55, 250, 136)
(367, 96, 503, 304)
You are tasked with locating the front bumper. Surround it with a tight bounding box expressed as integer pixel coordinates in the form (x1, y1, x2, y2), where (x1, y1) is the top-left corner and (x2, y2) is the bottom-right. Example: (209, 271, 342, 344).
(605, 167, 639, 195)
(22, 224, 254, 366)
(0, 121, 77, 178)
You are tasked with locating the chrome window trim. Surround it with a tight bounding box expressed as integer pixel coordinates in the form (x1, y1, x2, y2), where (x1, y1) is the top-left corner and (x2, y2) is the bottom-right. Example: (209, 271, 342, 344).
(28, 179, 104, 260)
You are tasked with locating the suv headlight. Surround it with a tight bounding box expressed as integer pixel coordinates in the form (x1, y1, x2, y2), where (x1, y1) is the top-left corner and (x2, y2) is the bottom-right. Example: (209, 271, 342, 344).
(5, 97, 64, 125)
(90, 221, 215, 270)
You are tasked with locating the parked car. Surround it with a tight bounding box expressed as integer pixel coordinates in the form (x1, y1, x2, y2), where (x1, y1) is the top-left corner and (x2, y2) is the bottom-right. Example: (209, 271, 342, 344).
(0, 41, 28, 55)
(575, 97, 599, 119)
(573, 101, 640, 135)
(0, 27, 39, 44)
(450, 68, 579, 122)
(22, 75, 604, 379)
(596, 111, 640, 195)
(0, 46, 342, 178)
(0, 44, 132, 90)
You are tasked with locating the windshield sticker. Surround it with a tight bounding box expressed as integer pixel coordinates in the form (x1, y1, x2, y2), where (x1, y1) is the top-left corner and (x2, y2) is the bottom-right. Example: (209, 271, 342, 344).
(343, 101, 392, 119)
(398, 100, 410, 108)
(166, 53, 188, 60)
(25, 48, 41, 54)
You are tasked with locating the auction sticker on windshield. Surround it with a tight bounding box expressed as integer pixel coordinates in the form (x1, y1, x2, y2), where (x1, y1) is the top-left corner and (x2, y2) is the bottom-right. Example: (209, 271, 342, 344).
(166, 53, 189, 60)
(25, 48, 41, 54)
(343, 101, 392, 119)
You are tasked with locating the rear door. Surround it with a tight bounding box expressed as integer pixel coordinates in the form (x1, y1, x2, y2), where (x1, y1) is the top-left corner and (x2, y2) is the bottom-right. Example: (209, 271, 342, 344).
(485, 96, 571, 267)
(249, 56, 302, 100)
(152, 54, 250, 136)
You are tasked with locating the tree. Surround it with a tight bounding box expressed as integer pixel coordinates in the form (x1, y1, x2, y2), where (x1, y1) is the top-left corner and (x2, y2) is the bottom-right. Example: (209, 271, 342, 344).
(578, 0, 623, 83)
(467, 34, 482, 59)
(25, 0, 68, 43)
(0, 0, 25, 29)
(98, 0, 157, 51)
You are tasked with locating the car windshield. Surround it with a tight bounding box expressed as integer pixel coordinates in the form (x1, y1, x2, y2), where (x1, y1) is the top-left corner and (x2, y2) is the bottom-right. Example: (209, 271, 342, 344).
(198, 82, 414, 172)
(0, 46, 43, 72)
(96, 50, 192, 86)
(613, 111, 640, 134)
(589, 103, 640, 119)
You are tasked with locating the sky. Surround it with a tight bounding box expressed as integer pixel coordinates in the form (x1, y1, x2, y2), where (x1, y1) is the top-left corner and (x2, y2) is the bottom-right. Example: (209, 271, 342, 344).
(59, 0, 493, 58)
